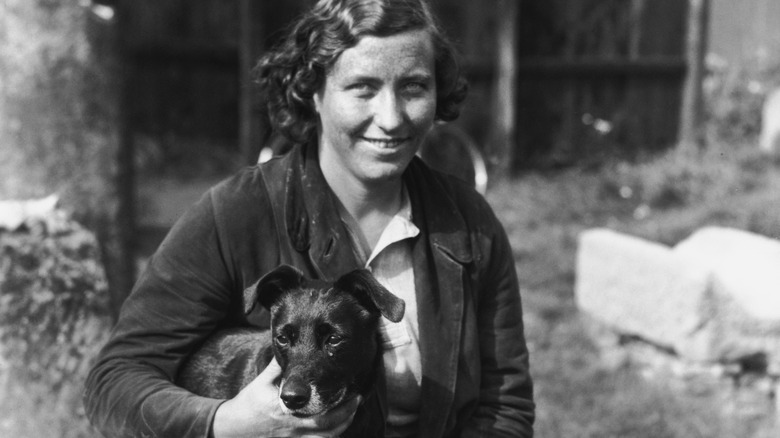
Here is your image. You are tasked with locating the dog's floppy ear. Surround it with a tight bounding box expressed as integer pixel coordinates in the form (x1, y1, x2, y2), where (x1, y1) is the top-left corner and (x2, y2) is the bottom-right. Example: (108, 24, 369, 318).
(243, 265, 305, 315)
(334, 269, 405, 322)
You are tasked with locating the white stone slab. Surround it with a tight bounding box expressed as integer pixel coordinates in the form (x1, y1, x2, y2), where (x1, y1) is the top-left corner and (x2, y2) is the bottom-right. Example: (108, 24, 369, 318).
(673, 227, 780, 321)
(577, 227, 780, 366)
(673, 227, 780, 364)
(575, 228, 712, 354)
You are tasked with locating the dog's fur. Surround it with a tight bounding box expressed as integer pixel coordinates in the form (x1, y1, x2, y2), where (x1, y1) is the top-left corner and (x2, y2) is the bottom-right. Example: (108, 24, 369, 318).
(177, 265, 404, 432)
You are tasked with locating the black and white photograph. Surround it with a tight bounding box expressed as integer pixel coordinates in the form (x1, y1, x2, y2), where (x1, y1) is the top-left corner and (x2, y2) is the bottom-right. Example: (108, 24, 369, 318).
(1, 1, 779, 437)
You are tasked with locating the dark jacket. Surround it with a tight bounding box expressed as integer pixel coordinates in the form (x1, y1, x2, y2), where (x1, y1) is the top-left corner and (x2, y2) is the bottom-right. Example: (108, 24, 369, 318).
(84, 143, 534, 437)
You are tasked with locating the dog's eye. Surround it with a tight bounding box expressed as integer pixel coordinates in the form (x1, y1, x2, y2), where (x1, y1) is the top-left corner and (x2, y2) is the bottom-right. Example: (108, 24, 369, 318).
(325, 335, 343, 346)
(275, 334, 290, 346)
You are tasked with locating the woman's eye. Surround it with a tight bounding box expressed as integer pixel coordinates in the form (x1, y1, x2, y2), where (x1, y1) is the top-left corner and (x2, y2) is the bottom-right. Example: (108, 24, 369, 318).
(275, 335, 289, 345)
(402, 81, 430, 96)
(348, 83, 375, 96)
(405, 82, 427, 93)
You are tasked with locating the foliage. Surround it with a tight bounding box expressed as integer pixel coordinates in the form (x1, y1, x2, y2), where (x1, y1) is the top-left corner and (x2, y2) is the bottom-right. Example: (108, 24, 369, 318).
(704, 51, 780, 144)
(0, 221, 112, 438)
(595, 142, 776, 215)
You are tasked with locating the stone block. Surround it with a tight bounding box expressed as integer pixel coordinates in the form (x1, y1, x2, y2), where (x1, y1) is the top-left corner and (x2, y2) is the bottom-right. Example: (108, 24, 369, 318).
(575, 228, 712, 357)
(673, 227, 780, 364)
(674, 227, 780, 320)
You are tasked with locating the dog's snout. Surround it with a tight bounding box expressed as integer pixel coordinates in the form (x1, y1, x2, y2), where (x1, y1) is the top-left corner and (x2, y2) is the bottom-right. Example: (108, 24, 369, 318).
(280, 378, 311, 410)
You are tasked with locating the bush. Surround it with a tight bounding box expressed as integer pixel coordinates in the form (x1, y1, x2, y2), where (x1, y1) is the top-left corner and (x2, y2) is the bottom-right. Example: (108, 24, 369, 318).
(0, 219, 113, 437)
(704, 52, 780, 143)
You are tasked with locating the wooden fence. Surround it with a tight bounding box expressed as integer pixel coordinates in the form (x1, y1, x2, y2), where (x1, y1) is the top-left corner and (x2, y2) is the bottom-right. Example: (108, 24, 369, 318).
(513, 0, 690, 168)
(118, 0, 702, 171)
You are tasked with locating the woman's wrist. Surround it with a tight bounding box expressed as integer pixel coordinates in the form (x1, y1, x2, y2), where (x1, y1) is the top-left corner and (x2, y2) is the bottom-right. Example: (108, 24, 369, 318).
(211, 399, 242, 438)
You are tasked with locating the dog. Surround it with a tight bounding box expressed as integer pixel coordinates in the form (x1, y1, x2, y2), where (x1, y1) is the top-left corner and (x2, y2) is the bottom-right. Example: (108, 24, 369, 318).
(177, 264, 405, 435)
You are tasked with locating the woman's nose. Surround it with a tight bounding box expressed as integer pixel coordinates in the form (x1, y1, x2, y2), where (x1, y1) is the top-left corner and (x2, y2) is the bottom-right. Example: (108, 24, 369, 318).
(373, 91, 404, 131)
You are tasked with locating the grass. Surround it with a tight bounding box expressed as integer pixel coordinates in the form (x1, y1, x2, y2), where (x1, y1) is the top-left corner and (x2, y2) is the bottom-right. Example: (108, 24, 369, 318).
(488, 140, 780, 437)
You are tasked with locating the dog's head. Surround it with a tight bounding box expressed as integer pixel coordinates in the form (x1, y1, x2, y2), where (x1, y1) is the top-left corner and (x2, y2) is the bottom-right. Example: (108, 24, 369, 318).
(244, 265, 405, 416)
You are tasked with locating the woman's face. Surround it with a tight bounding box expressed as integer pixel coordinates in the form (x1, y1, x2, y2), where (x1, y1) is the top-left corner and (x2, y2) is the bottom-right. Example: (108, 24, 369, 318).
(313, 29, 437, 187)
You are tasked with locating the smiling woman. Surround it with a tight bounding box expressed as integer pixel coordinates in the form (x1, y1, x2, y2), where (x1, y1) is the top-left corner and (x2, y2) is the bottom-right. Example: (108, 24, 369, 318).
(314, 29, 438, 249)
(83, 1, 534, 437)
(315, 29, 436, 182)
(255, 0, 467, 145)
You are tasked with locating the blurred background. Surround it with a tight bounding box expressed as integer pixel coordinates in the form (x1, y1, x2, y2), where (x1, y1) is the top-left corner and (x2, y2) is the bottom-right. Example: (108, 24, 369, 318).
(1, 0, 780, 436)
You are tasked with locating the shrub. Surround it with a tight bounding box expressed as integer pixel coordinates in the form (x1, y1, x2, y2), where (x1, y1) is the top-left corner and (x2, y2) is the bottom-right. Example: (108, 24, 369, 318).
(704, 52, 780, 143)
(0, 219, 113, 437)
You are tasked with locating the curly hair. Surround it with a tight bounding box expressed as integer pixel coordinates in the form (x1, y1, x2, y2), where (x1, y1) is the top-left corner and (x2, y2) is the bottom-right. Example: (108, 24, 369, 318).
(254, 0, 469, 143)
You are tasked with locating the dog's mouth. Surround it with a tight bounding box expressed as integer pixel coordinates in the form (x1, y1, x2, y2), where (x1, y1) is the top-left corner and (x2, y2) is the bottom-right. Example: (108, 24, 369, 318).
(278, 382, 350, 417)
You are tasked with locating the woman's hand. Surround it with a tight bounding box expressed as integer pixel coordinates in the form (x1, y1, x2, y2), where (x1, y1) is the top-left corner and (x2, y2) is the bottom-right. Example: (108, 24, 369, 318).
(211, 358, 361, 438)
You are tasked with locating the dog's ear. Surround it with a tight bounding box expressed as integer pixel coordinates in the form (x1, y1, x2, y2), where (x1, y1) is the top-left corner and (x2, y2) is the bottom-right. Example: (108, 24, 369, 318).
(243, 265, 305, 315)
(334, 269, 405, 322)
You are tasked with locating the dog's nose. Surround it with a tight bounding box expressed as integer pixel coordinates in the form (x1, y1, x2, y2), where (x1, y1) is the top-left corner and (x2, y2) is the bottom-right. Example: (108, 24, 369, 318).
(280, 379, 311, 410)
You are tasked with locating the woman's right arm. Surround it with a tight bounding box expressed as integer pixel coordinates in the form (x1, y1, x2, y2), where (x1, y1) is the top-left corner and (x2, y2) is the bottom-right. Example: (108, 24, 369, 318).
(84, 181, 361, 437)
(84, 192, 236, 437)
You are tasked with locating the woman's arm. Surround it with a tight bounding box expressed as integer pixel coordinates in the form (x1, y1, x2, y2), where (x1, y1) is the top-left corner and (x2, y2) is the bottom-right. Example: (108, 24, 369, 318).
(83, 178, 362, 438)
(84, 192, 235, 437)
(462, 207, 535, 437)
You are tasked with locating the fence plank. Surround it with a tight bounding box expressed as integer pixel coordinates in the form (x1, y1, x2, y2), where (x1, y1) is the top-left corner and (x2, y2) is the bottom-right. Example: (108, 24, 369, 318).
(239, 0, 264, 165)
(679, 0, 711, 150)
(489, 0, 519, 177)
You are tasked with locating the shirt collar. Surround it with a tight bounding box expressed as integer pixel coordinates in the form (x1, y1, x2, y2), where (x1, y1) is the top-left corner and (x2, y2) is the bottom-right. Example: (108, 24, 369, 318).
(366, 186, 420, 266)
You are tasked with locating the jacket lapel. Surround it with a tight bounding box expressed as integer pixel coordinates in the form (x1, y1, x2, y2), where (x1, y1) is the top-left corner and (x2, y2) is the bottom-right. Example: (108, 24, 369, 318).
(284, 142, 363, 280)
(406, 158, 472, 438)
(286, 150, 473, 436)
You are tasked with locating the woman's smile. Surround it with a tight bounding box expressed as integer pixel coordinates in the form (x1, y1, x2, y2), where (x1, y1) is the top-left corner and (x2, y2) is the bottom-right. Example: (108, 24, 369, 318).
(360, 136, 411, 150)
(314, 28, 437, 189)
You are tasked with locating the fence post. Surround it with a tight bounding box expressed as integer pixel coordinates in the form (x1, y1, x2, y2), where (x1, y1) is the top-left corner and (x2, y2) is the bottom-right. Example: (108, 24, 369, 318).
(239, 0, 265, 165)
(679, 0, 710, 150)
(489, 0, 519, 180)
(104, 0, 137, 320)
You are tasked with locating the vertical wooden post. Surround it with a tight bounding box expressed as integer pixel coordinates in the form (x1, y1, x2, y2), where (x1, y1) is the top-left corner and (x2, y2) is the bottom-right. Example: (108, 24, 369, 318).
(110, 0, 137, 319)
(112, 0, 137, 315)
(679, 0, 710, 150)
(628, 0, 646, 59)
(239, 0, 264, 165)
(559, 2, 581, 163)
(489, 0, 519, 180)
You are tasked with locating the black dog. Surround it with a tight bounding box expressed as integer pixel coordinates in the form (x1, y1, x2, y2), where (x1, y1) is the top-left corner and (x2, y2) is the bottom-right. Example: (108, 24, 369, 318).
(177, 265, 405, 435)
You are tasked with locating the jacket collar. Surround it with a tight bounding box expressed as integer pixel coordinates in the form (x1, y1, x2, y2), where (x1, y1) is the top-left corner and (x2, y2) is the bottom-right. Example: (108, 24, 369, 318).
(406, 157, 472, 437)
(283, 144, 475, 436)
(405, 157, 473, 265)
(284, 142, 363, 280)
(284, 144, 473, 276)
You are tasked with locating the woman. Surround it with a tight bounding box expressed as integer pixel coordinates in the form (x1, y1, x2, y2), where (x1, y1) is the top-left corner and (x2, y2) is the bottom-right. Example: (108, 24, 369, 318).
(84, 0, 535, 436)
